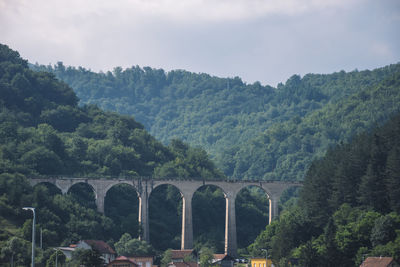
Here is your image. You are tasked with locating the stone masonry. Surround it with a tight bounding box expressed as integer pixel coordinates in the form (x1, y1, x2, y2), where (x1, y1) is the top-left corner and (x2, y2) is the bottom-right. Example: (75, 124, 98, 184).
(29, 177, 302, 257)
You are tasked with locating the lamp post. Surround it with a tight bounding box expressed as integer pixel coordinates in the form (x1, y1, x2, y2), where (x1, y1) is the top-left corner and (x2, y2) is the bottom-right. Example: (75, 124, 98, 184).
(23, 207, 35, 267)
(261, 249, 268, 267)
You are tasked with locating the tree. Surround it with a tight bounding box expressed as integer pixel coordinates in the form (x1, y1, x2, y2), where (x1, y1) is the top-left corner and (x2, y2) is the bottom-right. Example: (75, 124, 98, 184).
(358, 134, 388, 212)
(20, 146, 64, 175)
(114, 233, 154, 256)
(160, 249, 172, 267)
(0, 236, 31, 267)
(386, 146, 400, 213)
(46, 250, 66, 267)
(298, 240, 319, 267)
(71, 248, 104, 267)
(370, 214, 397, 247)
(199, 247, 214, 267)
(269, 206, 313, 261)
(321, 217, 339, 266)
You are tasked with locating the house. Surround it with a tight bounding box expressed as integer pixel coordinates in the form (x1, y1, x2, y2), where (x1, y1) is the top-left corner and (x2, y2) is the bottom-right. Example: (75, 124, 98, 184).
(171, 249, 195, 262)
(167, 262, 198, 267)
(250, 257, 274, 267)
(107, 256, 154, 267)
(77, 240, 117, 264)
(360, 257, 400, 267)
(57, 240, 116, 264)
(57, 245, 76, 259)
(212, 254, 235, 267)
(129, 256, 154, 267)
(107, 256, 139, 267)
(167, 250, 198, 267)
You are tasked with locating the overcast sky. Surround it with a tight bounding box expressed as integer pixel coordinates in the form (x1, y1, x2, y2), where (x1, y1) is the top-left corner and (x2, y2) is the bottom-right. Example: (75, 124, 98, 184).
(1, 0, 399, 86)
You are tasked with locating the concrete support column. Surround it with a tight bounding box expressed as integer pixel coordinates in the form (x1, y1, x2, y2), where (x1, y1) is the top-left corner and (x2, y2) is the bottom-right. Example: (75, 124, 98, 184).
(269, 196, 279, 224)
(181, 192, 194, 250)
(95, 190, 106, 214)
(224, 193, 237, 257)
(138, 189, 150, 242)
(56, 179, 73, 195)
(60, 189, 68, 195)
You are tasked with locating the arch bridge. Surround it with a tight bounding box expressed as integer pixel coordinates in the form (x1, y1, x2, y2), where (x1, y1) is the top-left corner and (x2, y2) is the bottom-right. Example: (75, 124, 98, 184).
(29, 177, 302, 257)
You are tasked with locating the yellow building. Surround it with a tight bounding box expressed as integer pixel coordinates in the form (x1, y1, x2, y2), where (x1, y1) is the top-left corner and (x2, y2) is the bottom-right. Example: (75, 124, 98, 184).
(250, 257, 273, 267)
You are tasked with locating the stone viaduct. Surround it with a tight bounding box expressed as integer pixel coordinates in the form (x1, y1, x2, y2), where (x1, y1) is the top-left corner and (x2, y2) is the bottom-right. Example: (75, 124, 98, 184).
(29, 177, 301, 257)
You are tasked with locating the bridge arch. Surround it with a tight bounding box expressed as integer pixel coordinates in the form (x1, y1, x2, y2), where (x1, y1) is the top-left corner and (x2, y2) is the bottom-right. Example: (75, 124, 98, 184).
(104, 182, 140, 197)
(28, 177, 302, 257)
(32, 181, 62, 195)
(148, 183, 183, 250)
(68, 182, 97, 209)
(193, 184, 227, 253)
(150, 181, 184, 196)
(104, 183, 140, 238)
(68, 181, 96, 196)
(235, 185, 269, 249)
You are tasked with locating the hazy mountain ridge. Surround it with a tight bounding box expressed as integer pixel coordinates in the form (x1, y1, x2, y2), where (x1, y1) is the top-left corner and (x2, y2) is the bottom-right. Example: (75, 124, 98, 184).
(32, 62, 400, 180)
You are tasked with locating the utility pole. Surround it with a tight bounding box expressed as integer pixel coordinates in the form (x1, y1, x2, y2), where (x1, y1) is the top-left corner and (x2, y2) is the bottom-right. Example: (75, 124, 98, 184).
(23, 207, 36, 267)
(55, 249, 58, 267)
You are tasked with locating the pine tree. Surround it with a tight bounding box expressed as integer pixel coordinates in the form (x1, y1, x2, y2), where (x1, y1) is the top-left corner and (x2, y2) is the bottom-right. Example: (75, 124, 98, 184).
(331, 145, 366, 209)
(358, 134, 389, 212)
(322, 218, 340, 267)
(385, 146, 400, 213)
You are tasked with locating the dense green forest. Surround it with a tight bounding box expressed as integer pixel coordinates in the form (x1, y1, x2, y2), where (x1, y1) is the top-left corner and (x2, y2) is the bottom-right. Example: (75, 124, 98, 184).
(248, 113, 400, 266)
(32, 62, 400, 180)
(0, 44, 270, 266)
(3, 42, 400, 266)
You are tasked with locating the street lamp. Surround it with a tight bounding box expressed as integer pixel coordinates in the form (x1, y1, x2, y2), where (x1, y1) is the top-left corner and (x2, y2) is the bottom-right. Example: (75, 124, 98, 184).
(23, 207, 35, 267)
(261, 249, 268, 267)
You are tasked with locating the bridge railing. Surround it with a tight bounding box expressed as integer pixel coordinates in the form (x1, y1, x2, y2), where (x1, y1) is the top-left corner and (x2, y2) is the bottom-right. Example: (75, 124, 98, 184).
(29, 175, 302, 185)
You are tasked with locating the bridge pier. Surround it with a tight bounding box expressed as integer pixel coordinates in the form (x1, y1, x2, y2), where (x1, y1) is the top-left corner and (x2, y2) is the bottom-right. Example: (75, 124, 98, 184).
(224, 192, 237, 257)
(95, 195, 105, 213)
(269, 196, 279, 224)
(138, 195, 150, 242)
(88, 182, 106, 214)
(29, 177, 302, 256)
(181, 192, 194, 250)
(138, 181, 151, 242)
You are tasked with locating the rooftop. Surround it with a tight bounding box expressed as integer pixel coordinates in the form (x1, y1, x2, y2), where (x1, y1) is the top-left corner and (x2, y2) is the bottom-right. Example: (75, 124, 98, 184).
(360, 257, 397, 267)
(83, 240, 116, 255)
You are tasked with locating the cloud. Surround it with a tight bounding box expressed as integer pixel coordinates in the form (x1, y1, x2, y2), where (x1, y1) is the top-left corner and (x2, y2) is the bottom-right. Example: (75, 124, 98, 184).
(370, 42, 393, 58)
(1, 0, 357, 24)
(0, 0, 399, 86)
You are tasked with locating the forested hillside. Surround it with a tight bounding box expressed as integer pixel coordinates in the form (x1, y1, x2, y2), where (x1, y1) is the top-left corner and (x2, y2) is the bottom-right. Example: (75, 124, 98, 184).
(248, 113, 400, 266)
(1, 44, 260, 266)
(231, 70, 400, 180)
(1, 47, 223, 179)
(4, 42, 400, 266)
(32, 62, 400, 180)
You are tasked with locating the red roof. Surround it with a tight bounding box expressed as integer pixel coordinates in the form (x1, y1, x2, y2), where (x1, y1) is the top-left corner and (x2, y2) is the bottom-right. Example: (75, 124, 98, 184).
(116, 256, 130, 261)
(212, 254, 234, 263)
(169, 262, 198, 267)
(107, 256, 138, 267)
(171, 250, 194, 259)
(360, 257, 397, 267)
(213, 254, 226, 260)
(83, 240, 116, 255)
(116, 256, 137, 263)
